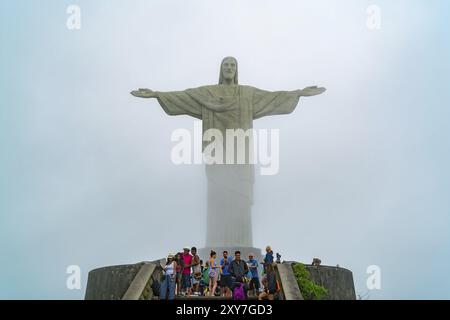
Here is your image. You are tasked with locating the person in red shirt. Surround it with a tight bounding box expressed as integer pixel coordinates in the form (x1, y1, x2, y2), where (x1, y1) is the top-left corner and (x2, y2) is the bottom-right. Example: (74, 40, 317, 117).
(181, 246, 193, 296)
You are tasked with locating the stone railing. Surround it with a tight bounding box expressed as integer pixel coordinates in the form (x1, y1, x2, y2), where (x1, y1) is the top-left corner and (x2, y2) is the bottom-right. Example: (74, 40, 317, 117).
(304, 264, 356, 300)
(85, 261, 163, 300)
(274, 263, 304, 300)
(122, 262, 162, 300)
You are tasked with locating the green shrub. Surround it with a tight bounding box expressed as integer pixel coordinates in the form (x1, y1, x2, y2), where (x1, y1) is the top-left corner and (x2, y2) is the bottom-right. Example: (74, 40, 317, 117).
(292, 263, 328, 300)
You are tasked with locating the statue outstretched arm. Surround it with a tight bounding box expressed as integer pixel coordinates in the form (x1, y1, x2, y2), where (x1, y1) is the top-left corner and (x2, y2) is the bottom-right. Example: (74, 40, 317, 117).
(296, 86, 326, 97)
(130, 87, 203, 119)
(252, 85, 326, 119)
(130, 88, 158, 98)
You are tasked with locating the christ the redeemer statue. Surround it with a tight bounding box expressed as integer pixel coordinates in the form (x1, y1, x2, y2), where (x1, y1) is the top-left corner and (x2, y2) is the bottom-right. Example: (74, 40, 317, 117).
(131, 57, 325, 258)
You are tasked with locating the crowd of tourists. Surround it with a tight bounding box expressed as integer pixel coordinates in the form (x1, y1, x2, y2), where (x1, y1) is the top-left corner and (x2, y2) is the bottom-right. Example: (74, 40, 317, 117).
(159, 246, 280, 300)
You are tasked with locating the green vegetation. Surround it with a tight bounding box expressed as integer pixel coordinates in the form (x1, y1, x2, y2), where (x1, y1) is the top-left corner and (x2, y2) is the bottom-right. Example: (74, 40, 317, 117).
(292, 263, 328, 300)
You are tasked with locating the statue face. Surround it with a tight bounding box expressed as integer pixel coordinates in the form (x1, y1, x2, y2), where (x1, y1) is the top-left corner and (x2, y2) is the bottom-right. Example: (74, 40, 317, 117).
(221, 58, 237, 82)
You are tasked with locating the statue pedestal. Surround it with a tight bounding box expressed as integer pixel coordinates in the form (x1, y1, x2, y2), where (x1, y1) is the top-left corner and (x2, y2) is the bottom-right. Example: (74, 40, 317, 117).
(198, 246, 263, 263)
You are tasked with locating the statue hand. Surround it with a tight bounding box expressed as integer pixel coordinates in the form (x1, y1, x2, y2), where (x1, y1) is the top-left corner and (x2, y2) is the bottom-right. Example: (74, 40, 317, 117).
(300, 86, 326, 97)
(130, 88, 157, 98)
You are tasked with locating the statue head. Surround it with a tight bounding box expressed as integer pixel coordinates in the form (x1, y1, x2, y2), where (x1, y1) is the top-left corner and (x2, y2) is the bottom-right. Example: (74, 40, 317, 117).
(219, 56, 238, 85)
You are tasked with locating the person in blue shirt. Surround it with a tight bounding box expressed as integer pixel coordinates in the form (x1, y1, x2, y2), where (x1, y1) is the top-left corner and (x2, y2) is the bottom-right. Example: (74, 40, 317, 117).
(247, 253, 260, 297)
(264, 246, 274, 272)
(220, 250, 233, 297)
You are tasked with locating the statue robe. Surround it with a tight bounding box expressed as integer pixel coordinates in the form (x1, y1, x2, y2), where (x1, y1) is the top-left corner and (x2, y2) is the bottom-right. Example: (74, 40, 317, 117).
(156, 84, 300, 247)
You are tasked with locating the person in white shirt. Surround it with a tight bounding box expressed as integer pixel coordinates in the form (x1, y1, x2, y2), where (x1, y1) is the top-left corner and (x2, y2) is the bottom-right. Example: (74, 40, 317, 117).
(160, 253, 177, 300)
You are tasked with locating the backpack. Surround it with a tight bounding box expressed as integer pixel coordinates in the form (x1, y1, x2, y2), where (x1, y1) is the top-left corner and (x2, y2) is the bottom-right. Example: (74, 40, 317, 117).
(202, 268, 210, 284)
(233, 283, 246, 300)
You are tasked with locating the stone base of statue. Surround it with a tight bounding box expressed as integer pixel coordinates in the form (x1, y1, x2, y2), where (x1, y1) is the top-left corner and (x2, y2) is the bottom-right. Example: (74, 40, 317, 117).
(85, 260, 356, 300)
(198, 246, 263, 263)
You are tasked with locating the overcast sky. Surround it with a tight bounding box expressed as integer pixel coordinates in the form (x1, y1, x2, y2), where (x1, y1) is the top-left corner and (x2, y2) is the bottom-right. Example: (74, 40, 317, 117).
(1, 0, 449, 299)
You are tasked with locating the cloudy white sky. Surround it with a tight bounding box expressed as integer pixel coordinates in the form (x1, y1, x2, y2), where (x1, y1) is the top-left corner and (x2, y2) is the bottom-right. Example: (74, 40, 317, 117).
(1, 0, 449, 299)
